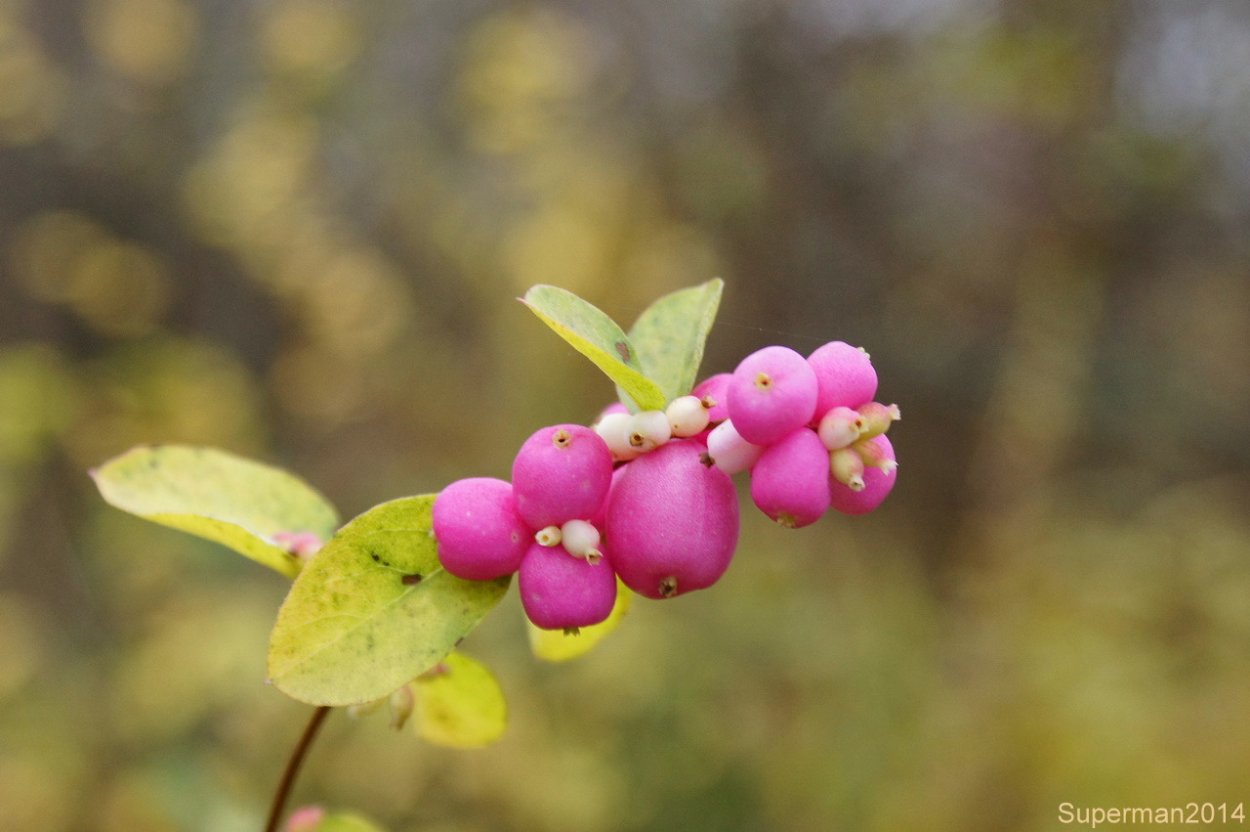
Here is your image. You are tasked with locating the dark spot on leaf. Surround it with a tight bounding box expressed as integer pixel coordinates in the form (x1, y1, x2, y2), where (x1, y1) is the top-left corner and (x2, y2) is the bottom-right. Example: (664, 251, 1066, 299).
(615, 341, 631, 362)
(401, 573, 423, 586)
(370, 552, 380, 562)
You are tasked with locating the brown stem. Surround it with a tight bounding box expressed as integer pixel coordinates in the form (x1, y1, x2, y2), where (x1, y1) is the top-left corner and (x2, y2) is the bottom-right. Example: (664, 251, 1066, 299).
(264, 706, 332, 832)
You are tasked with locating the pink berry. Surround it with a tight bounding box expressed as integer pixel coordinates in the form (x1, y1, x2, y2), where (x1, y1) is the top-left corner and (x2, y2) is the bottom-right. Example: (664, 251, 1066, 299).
(828, 435, 896, 515)
(692, 373, 732, 423)
(433, 477, 529, 581)
(727, 346, 818, 446)
(604, 440, 739, 599)
(590, 464, 627, 530)
(749, 428, 831, 528)
(518, 541, 617, 629)
(807, 341, 878, 418)
(512, 425, 613, 529)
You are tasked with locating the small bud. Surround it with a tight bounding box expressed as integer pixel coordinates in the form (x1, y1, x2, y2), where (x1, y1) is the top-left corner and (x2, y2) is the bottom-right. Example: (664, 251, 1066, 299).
(830, 435, 897, 515)
(706, 419, 765, 475)
(535, 525, 562, 547)
(856, 402, 901, 439)
(286, 806, 327, 832)
(271, 531, 323, 560)
(593, 411, 639, 461)
(388, 684, 415, 731)
(830, 447, 866, 491)
(816, 406, 863, 450)
(666, 395, 711, 438)
(560, 519, 603, 563)
(627, 410, 672, 452)
(853, 437, 898, 474)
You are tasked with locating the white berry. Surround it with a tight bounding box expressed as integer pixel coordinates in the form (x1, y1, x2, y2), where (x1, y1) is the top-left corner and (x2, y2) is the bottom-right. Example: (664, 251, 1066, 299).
(666, 395, 711, 438)
(627, 410, 672, 453)
(706, 419, 764, 475)
(593, 411, 639, 461)
(560, 519, 603, 563)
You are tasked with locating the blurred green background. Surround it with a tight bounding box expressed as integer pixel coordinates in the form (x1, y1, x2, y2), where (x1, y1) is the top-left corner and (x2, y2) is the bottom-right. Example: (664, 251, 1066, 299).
(2, 0, 1249, 829)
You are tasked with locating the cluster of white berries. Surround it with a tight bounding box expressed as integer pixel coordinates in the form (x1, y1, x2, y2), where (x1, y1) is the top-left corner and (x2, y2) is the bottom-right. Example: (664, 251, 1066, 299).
(591, 394, 714, 460)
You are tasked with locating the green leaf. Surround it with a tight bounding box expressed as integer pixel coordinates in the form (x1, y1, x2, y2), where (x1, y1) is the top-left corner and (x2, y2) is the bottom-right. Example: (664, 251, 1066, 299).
(267, 495, 509, 706)
(91, 445, 339, 579)
(623, 278, 724, 404)
(521, 285, 666, 412)
(528, 580, 632, 662)
(307, 812, 388, 832)
(412, 651, 507, 748)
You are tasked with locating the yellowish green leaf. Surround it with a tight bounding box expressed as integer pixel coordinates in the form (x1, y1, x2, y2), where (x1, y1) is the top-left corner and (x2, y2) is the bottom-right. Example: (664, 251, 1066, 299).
(623, 278, 723, 404)
(91, 445, 339, 578)
(267, 496, 509, 706)
(412, 651, 507, 748)
(521, 285, 666, 412)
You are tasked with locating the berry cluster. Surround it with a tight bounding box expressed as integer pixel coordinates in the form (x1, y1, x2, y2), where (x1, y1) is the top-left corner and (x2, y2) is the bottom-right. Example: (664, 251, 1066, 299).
(704, 341, 900, 527)
(432, 340, 898, 632)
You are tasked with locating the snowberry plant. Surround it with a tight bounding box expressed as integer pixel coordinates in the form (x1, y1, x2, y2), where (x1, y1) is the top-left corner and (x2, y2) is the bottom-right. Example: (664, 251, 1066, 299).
(90, 280, 899, 832)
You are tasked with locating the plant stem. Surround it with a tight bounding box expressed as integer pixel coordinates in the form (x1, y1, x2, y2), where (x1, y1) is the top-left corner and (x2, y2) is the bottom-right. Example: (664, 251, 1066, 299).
(265, 705, 332, 832)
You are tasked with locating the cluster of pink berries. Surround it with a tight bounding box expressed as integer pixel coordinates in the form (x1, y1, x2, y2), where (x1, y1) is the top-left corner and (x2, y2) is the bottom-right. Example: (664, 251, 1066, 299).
(432, 341, 898, 631)
(699, 341, 900, 527)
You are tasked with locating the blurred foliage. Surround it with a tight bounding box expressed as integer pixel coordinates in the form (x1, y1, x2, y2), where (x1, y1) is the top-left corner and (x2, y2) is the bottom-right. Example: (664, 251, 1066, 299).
(1, 0, 1249, 829)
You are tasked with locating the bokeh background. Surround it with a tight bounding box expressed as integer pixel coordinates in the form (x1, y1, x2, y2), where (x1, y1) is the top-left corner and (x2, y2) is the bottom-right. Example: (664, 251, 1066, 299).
(3, 0, 1250, 829)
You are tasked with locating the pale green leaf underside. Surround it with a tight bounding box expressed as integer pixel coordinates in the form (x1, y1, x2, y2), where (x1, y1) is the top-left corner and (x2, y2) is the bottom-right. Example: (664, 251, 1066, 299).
(528, 580, 632, 662)
(91, 445, 340, 579)
(623, 278, 723, 405)
(267, 495, 510, 706)
(413, 651, 507, 748)
(521, 285, 666, 412)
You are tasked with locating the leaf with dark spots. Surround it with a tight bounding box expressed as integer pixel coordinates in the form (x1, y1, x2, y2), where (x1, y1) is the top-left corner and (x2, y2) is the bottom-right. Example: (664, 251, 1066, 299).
(268, 495, 509, 706)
